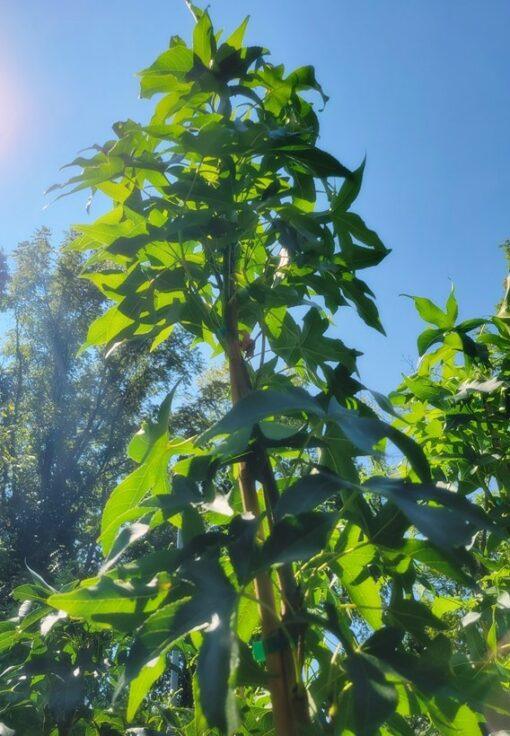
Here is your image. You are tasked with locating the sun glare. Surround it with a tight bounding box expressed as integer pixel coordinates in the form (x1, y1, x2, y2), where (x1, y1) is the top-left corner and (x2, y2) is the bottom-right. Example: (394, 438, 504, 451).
(0, 65, 24, 159)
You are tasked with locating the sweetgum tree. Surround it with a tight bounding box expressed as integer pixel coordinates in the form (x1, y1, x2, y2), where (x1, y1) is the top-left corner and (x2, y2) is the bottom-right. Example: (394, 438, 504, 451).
(4, 6, 504, 735)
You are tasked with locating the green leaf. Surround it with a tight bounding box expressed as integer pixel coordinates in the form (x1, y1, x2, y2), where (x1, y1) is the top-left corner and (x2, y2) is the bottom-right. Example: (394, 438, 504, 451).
(198, 387, 323, 445)
(400, 540, 472, 584)
(100, 435, 171, 555)
(364, 629, 453, 697)
(127, 560, 239, 733)
(127, 654, 166, 721)
(143, 45, 194, 76)
(365, 477, 496, 550)
(116, 549, 180, 582)
(333, 211, 386, 251)
(445, 286, 458, 324)
(425, 697, 483, 736)
(127, 557, 235, 674)
(148, 474, 203, 519)
(260, 512, 337, 566)
(126, 598, 195, 674)
(403, 376, 448, 403)
(456, 317, 486, 333)
(387, 599, 446, 639)
(417, 326, 444, 355)
(197, 620, 238, 734)
(453, 330, 489, 363)
(139, 45, 194, 98)
(329, 401, 431, 481)
(385, 426, 431, 482)
(266, 308, 359, 373)
(287, 65, 329, 107)
(275, 472, 349, 520)
(193, 12, 216, 67)
(346, 652, 398, 736)
(225, 16, 250, 50)
(48, 577, 167, 628)
(127, 389, 177, 463)
(11, 581, 49, 603)
(335, 524, 384, 629)
(236, 594, 260, 644)
(101, 431, 193, 557)
(281, 145, 352, 179)
(407, 295, 453, 329)
(81, 304, 134, 351)
(0, 622, 19, 654)
(333, 158, 365, 211)
(101, 522, 150, 574)
(227, 516, 259, 586)
(431, 596, 463, 619)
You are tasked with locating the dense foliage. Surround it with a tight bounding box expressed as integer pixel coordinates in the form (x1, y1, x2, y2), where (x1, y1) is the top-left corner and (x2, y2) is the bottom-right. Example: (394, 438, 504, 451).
(0, 6, 508, 736)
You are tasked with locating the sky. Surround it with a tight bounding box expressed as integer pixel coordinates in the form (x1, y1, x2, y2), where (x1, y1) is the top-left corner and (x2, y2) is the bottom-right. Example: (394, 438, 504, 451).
(0, 0, 509, 393)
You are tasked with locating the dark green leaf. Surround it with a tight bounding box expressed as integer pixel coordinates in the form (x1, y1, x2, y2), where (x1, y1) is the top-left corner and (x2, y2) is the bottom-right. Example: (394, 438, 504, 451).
(260, 512, 337, 566)
(329, 401, 431, 481)
(333, 158, 365, 211)
(199, 387, 323, 445)
(387, 599, 447, 638)
(280, 145, 352, 179)
(366, 477, 497, 549)
(333, 211, 386, 251)
(346, 652, 397, 736)
(275, 472, 348, 520)
(197, 619, 238, 734)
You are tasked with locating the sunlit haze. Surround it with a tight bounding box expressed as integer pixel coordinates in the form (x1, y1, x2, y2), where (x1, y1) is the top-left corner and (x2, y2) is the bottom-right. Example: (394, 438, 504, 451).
(0, 64, 25, 159)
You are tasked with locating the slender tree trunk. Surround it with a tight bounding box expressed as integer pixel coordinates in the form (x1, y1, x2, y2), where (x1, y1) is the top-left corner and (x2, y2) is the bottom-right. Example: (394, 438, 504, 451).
(9, 307, 23, 503)
(224, 267, 311, 734)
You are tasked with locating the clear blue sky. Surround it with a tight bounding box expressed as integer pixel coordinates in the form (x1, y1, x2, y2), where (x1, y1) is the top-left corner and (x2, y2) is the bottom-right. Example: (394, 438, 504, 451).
(1, 0, 509, 393)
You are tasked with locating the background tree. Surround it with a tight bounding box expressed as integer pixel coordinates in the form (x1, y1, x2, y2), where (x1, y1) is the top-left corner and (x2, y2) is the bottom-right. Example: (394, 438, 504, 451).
(172, 365, 230, 437)
(0, 229, 200, 605)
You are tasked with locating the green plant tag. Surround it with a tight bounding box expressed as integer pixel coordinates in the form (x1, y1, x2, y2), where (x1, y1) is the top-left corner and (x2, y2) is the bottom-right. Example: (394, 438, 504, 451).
(251, 639, 266, 664)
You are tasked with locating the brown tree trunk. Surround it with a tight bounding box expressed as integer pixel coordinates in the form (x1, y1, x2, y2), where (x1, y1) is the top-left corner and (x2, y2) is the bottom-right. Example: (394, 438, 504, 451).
(225, 290, 311, 735)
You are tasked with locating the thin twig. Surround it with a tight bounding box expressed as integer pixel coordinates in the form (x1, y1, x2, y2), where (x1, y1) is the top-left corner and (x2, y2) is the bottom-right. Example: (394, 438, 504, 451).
(258, 331, 266, 374)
